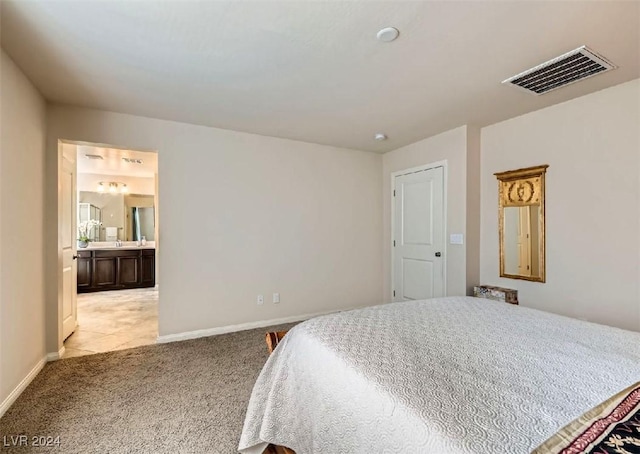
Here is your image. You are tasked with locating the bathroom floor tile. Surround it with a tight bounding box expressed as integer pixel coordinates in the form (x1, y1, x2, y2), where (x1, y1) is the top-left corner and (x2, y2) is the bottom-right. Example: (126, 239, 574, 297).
(75, 334, 132, 353)
(62, 347, 96, 359)
(62, 287, 158, 359)
(113, 336, 158, 351)
(64, 328, 108, 347)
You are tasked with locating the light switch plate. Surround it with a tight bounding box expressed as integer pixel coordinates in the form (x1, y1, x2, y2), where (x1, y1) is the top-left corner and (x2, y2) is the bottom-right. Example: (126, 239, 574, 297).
(257, 295, 264, 305)
(449, 233, 464, 245)
(273, 293, 280, 304)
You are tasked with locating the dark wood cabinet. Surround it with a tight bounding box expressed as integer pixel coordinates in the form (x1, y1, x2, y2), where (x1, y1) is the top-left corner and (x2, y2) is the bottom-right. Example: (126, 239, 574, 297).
(77, 248, 155, 293)
(140, 250, 155, 286)
(94, 256, 118, 288)
(77, 251, 93, 290)
(118, 255, 140, 286)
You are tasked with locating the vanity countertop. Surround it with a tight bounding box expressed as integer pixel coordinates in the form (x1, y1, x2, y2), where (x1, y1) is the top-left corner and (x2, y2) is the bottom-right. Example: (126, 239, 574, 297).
(83, 246, 156, 251)
(82, 241, 156, 251)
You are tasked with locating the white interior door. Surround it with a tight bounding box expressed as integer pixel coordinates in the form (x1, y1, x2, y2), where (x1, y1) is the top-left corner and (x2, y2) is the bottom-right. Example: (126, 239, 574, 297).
(61, 154, 78, 340)
(393, 166, 445, 301)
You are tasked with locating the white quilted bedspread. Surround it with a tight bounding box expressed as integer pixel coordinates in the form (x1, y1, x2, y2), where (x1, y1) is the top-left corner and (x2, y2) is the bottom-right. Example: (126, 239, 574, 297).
(238, 297, 640, 454)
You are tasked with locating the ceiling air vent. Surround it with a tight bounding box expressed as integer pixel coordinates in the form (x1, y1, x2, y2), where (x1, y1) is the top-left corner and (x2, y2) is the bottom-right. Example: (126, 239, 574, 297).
(502, 46, 616, 95)
(84, 154, 104, 160)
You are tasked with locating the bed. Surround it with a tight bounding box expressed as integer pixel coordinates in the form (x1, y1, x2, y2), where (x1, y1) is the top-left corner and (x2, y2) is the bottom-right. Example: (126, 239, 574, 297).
(238, 296, 640, 453)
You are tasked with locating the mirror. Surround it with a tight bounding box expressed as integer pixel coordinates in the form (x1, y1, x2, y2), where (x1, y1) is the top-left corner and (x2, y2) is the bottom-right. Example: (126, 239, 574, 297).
(78, 202, 101, 241)
(79, 191, 155, 242)
(125, 195, 155, 242)
(494, 165, 548, 282)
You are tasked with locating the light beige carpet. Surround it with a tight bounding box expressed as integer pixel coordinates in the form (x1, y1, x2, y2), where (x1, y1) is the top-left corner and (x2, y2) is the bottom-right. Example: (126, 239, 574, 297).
(0, 324, 295, 454)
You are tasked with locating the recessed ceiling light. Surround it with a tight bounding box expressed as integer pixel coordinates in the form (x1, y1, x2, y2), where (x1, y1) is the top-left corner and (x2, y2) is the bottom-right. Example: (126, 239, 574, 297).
(85, 154, 104, 160)
(374, 133, 387, 141)
(376, 27, 399, 43)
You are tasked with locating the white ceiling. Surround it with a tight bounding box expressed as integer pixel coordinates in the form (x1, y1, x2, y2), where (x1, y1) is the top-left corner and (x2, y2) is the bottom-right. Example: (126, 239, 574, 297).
(76, 145, 158, 178)
(2, 1, 638, 152)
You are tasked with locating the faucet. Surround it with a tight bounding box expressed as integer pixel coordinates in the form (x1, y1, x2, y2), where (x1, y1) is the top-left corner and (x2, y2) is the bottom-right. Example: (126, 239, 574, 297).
(115, 239, 123, 247)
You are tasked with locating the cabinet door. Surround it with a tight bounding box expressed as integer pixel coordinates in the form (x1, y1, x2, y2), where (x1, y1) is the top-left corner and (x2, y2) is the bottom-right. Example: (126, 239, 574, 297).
(118, 256, 140, 285)
(141, 254, 155, 286)
(77, 256, 92, 290)
(94, 257, 118, 288)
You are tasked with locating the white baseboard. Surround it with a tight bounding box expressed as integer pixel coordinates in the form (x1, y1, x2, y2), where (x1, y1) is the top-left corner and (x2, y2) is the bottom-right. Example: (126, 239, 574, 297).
(156, 307, 355, 344)
(0, 357, 46, 418)
(46, 346, 66, 361)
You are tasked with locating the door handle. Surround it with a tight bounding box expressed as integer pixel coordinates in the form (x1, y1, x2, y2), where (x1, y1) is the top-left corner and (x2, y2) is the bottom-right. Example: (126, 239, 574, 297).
(72, 255, 79, 260)
(435, 252, 442, 257)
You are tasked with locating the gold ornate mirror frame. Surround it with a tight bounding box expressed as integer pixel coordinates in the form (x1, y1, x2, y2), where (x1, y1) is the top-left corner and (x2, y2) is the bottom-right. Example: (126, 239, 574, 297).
(495, 165, 548, 283)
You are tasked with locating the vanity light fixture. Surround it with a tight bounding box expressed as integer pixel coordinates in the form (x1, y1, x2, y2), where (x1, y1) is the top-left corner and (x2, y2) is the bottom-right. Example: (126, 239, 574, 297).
(122, 157, 143, 164)
(97, 182, 128, 194)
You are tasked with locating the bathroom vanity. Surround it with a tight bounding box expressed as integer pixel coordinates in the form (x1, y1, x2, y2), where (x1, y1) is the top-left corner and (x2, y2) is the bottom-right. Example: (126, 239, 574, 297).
(77, 245, 155, 293)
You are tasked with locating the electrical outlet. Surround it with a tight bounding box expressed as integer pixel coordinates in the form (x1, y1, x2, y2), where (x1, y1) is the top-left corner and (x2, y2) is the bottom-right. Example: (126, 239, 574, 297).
(257, 295, 264, 305)
(273, 293, 280, 304)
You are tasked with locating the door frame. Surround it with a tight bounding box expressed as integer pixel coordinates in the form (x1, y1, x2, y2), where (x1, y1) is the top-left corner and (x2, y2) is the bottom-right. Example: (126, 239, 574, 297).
(54, 139, 160, 356)
(390, 160, 448, 301)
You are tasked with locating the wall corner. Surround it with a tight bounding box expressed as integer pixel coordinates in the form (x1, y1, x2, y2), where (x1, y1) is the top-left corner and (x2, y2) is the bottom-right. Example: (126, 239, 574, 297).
(465, 125, 481, 295)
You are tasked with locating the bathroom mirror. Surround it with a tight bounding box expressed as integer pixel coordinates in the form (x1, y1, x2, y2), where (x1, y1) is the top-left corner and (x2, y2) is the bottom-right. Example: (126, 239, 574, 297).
(78, 192, 155, 242)
(494, 165, 548, 282)
(129, 206, 155, 241)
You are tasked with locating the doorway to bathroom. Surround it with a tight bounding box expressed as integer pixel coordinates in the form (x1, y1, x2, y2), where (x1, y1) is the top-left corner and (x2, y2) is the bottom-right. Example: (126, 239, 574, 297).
(60, 141, 160, 358)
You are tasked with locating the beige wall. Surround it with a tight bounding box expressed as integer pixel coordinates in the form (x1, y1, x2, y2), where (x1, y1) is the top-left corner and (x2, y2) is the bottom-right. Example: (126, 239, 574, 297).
(0, 50, 47, 408)
(381, 126, 480, 300)
(46, 106, 383, 342)
(480, 78, 640, 331)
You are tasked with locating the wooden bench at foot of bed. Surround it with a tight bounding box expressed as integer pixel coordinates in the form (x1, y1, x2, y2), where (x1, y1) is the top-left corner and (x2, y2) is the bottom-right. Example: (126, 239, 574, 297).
(264, 331, 296, 454)
(265, 331, 288, 354)
(264, 444, 295, 454)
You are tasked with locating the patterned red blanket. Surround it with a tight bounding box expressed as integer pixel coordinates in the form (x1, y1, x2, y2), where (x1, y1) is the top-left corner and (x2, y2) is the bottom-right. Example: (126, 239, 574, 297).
(533, 381, 640, 453)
